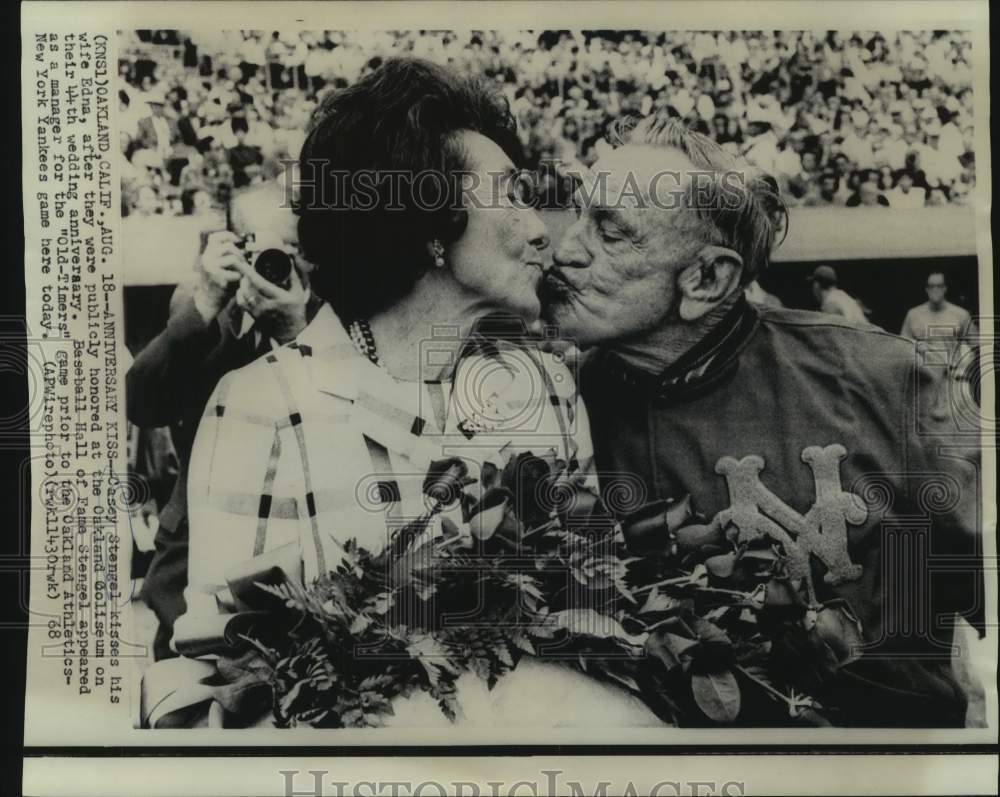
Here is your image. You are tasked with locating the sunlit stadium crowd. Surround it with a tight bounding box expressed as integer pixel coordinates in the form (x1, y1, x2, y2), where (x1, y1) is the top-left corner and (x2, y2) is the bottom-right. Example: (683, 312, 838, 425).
(118, 29, 977, 218)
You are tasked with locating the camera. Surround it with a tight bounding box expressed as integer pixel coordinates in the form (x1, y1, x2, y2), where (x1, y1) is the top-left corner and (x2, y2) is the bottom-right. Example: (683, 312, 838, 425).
(236, 231, 295, 288)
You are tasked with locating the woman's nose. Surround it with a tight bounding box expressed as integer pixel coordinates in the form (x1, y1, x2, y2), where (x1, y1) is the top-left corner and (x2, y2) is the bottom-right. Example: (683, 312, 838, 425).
(526, 212, 550, 251)
(529, 229, 550, 252)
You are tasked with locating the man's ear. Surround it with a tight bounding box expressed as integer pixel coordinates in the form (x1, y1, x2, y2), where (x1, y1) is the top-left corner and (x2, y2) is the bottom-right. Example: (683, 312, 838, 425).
(677, 245, 744, 321)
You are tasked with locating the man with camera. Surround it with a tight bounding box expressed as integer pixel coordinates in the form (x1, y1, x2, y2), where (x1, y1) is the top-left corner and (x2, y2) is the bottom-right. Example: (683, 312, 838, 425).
(128, 205, 319, 660)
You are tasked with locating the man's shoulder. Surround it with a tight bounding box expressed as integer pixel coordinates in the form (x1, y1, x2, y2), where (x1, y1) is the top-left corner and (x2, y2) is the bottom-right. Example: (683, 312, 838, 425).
(754, 305, 915, 362)
(751, 306, 921, 410)
(944, 301, 972, 319)
(756, 303, 899, 337)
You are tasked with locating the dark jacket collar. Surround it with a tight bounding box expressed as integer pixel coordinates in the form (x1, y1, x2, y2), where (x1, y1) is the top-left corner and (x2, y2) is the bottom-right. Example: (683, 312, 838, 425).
(594, 297, 761, 401)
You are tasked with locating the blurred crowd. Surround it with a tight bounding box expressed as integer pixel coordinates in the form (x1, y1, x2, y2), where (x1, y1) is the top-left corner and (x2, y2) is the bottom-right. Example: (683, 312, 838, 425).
(118, 29, 976, 218)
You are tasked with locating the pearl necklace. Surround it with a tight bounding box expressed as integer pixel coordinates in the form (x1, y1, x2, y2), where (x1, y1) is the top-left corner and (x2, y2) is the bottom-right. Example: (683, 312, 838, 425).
(348, 319, 383, 367)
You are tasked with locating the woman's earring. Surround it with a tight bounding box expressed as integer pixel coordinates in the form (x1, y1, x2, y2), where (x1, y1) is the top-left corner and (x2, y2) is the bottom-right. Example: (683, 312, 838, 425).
(432, 239, 446, 268)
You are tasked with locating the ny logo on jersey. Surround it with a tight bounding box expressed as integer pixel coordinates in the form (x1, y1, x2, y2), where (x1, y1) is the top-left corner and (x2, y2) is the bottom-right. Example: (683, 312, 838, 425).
(712, 444, 866, 585)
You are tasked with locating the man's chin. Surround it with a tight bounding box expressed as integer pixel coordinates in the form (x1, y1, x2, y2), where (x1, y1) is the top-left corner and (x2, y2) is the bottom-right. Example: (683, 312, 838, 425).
(540, 300, 586, 347)
(539, 291, 567, 325)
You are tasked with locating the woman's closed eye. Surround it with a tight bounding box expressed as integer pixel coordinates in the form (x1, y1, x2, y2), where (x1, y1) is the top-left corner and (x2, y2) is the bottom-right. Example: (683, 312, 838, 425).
(505, 170, 539, 207)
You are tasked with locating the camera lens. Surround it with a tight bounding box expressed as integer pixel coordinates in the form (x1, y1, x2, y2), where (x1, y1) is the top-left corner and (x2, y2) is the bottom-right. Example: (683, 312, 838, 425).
(253, 249, 293, 286)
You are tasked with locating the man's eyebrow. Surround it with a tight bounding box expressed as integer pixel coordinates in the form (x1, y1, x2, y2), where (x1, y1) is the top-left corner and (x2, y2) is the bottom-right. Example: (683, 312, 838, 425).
(571, 180, 639, 237)
(594, 206, 639, 238)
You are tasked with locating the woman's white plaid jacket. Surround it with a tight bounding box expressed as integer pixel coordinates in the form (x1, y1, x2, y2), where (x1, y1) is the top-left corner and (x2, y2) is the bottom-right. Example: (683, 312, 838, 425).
(181, 303, 595, 625)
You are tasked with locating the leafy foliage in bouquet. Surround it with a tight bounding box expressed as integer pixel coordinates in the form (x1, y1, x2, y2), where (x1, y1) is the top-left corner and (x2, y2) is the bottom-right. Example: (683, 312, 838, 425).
(233, 453, 866, 728)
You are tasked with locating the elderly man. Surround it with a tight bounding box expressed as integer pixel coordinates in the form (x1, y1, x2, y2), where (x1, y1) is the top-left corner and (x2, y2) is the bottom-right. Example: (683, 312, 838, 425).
(544, 116, 982, 727)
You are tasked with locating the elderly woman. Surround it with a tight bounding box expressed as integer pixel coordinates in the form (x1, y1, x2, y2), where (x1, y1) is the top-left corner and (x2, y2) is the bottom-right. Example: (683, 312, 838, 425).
(165, 58, 660, 728)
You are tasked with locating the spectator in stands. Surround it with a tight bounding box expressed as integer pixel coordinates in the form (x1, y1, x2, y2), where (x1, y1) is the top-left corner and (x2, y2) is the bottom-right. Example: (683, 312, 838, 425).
(227, 116, 264, 188)
(133, 184, 161, 216)
(116, 28, 976, 218)
(927, 187, 949, 206)
(804, 171, 847, 206)
(136, 88, 177, 158)
(180, 187, 214, 216)
(846, 178, 890, 207)
(885, 169, 927, 209)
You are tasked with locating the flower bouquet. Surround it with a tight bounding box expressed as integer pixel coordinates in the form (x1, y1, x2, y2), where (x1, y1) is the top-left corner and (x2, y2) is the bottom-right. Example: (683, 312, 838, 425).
(188, 452, 866, 728)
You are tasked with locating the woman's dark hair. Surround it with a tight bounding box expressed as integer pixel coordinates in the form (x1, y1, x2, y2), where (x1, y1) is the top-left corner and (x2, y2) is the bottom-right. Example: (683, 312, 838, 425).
(297, 57, 523, 320)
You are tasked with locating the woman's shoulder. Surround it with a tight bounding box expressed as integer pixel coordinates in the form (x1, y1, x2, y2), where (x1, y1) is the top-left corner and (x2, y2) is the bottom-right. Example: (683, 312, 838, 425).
(210, 344, 304, 419)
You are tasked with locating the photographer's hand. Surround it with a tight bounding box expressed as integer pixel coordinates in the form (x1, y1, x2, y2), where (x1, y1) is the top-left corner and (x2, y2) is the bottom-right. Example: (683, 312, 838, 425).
(235, 261, 310, 345)
(194, 230, 244, 324)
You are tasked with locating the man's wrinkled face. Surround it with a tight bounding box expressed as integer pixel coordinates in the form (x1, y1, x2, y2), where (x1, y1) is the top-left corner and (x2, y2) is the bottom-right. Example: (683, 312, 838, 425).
(544, 145, 700, 347)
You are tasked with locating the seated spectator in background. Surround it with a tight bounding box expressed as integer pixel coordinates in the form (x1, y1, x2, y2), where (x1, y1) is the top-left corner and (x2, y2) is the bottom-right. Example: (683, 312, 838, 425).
(116, 28, 976, 213)
(902, 150, 929, 188)
(742, 118, 784, 176)
(800, 147, 822, 180)
(885, 169, 927, 209)
(786, 145, 825, 202)
(180, 187, 214, 216)
(920, 122, 963, 188)
(119, 88, 141, 142)
(846, 178, 890, 207)
(804, 170, 848, 206)
(807, 264, 869, 324)
(227, 117, 264, 188)
(926, 187, 950, 206)
(839, 110, 875, 169)
(133, 184, 162, 216)
(136, 88, 178, 157)
(879, 122, 911, 171)
(175, 97, 212, 154)
(874, 165, 895, 192)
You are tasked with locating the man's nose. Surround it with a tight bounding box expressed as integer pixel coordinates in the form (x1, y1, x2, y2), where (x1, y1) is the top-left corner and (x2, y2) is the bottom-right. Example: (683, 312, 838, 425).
(553, 219, 588, 268)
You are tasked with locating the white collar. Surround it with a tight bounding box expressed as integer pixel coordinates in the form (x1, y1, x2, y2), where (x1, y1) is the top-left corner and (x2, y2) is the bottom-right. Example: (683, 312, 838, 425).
(295, 302, 352, 351)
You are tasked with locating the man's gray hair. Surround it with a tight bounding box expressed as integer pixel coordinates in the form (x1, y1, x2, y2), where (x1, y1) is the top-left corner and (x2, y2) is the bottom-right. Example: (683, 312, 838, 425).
(607, 114, 788, 283)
